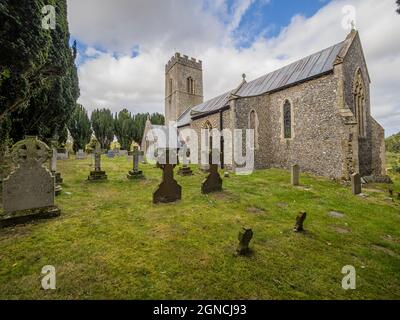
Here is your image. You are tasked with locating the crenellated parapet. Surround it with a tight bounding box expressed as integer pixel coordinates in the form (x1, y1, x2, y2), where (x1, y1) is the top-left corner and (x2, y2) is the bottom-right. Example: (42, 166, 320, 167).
(165, 52, 202, 73)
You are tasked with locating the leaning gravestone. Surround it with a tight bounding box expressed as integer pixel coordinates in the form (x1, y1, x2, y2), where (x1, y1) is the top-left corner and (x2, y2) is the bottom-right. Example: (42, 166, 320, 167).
(88, 142, 107, 181)
(153, 148, 181, 204)
(351, 173, 362, 195)
(127, 147, 144, 179)
(201, 149, 222, 194)
(76, 149, 86, 160)
(178, 145, 193, 176)
(0, 136, 60, 228)
(291, 164, 300, 186)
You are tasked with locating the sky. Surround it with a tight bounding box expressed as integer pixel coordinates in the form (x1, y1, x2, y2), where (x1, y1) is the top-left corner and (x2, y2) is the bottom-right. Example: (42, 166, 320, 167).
(67, 0, 400, 136)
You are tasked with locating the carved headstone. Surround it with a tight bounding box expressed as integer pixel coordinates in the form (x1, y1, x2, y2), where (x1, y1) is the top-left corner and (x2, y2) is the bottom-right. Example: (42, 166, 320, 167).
(237, 228, 253, 255)
(127, 147, 144, 179)
(1, 136, 60, 228)
(351, 173, 362, 195)
(153, 149, 181, 204)
(178, 145, 193, 176)
(291, 164, 300, 186)
(76, 149, 86, 160)
(88, 142, 107, 181)
(294, 211, 307, 232)
(107, 150, 115, 159)
(201, 149, 222, 194)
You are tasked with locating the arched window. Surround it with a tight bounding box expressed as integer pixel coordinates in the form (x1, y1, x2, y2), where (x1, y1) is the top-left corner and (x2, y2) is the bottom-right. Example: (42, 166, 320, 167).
(203, 121, 213, 153)
(353, 70, 366, 138)
(187, 77, 195, 94)
(249, 110, 259, 149)
(283, 100, 292, 139)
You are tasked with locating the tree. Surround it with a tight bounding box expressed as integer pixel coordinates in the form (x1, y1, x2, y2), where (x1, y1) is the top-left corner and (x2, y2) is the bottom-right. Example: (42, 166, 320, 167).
(386, 132, 400, 153)
(114, 109, 135, 150)
(91, 108, 114, 150)
(68, 105, 92, 152)
(132, 112, 164, 144)
(397, 0, 400, 14)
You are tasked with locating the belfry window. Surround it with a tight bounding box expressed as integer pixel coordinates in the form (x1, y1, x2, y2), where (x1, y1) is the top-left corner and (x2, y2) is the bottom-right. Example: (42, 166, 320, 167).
(283, 100, 292, 139)
(187, 77, 195, 94)
(354, 70, 366, 138)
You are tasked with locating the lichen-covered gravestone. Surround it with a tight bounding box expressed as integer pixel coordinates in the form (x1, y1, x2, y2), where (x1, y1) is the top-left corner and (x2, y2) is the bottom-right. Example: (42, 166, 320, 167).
(201, 149, 222, 194)
(88, 142, 107, 181)
(178, 144, 193, 176)
(153, 148, 182, 204)
(1, 136, 60, 228)
(127, 146, 144, 179)
(351, 173, 362, 195)
(291, 164, 300, 186)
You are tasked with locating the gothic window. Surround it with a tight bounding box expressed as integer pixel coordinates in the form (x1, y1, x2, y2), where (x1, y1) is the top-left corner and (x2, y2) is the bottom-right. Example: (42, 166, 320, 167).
(249, 110, 259, 149)
(283, 100, 292, 139)
(353, 70, 366, 138)
(187, 77, 195, 94)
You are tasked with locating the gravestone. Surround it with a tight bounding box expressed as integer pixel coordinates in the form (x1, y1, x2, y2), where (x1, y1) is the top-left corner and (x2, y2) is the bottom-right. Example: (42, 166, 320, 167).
(119, 150, 128, 157)
(201, 149, 222, 194)
(76, 149, 86, 160)
(56, 149, 68, 160)
(127, 147, 144, 179)
(178, 145, 193, 176)
(291, 164, 300, 186)
(107, 150, 115, 159)
(1, 136, 60, 228)
(237, 228, 253, 255)
(0, 146, 12, 185)
(294, 211, 307, 232)
(153, 149, 181, 204)
(50, 147, 62, 196)
(88, 142, 107, 181)
(351, 173, 362, 195)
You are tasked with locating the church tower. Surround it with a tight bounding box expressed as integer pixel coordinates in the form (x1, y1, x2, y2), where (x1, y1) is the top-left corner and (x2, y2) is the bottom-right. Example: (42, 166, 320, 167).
(165, 53, 203, 124)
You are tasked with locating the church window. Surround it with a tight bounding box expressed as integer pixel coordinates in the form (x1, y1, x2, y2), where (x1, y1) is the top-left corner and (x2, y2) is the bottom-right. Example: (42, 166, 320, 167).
(249, 110, 259, 149)
(353, 70, 366, 138)
(283, 100, 292, 139)
(187, 77, 195, 94)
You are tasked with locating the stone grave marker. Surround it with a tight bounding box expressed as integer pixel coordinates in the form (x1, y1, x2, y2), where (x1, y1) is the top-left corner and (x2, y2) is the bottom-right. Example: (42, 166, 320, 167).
(76, 149, 86, 160)
(119, 150, 128, 157)
(107, 150, 115, 159)
(56, 149, 68, 160)
(50, 146, 62, 195)
(88, 142, 107, 181)
(127, 147, 144, 179)
(294, 211, 307, 232)
(153, 148, 181, 204)
(291, 164, 300, 186)
(351, 173, 362, 195)
(178, 144, 193, 176)
(201, 149, 222, 194)
(1, 136, 60, 228)
(237, 228, 253, 255)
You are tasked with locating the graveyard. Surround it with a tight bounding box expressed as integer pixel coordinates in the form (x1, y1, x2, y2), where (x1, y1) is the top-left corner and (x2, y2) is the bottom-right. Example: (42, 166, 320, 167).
(0, 153, 399, 300)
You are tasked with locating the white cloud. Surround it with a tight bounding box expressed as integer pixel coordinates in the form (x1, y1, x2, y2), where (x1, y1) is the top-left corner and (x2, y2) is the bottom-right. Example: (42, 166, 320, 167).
(68, 0, 400, 136)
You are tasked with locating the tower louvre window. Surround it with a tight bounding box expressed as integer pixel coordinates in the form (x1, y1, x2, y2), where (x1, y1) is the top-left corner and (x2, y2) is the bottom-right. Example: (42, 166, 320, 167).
(283, 100, 292, 139)
(187, 77, 195, 94)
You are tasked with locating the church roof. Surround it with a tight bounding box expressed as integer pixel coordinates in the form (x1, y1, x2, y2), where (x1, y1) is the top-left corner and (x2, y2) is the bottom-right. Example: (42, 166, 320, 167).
(185, 40, 346, 121)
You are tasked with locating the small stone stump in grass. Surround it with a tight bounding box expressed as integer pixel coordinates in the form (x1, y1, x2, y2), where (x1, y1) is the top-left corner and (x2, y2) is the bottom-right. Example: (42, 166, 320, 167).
(127, 146, 144, 180)
(291, 164, 300, 186)
(153, 148, 181, 204)
(388, 188, 393, 196)
(1, 136, 60, 228)
(351, 173, 362, 195)
(294, 211, 307, 232)
(201, 149, 222, 194)
(237, 228, 253, 256)
(88, 142, 107, 181)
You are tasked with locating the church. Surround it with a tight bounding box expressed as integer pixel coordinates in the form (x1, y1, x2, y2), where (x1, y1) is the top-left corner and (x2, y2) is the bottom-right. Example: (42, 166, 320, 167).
(142, 30, 387, 180)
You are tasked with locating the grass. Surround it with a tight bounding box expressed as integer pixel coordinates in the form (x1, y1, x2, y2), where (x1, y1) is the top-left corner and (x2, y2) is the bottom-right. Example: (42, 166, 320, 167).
(0, 155, 399, 300)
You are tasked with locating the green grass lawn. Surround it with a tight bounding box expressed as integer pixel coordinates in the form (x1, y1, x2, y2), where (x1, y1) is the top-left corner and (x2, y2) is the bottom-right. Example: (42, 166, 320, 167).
(0, 155, 399, 300)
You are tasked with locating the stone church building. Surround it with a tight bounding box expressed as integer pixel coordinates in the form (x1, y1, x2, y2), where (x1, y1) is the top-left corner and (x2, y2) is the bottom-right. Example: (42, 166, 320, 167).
(143, 30, 386, 180)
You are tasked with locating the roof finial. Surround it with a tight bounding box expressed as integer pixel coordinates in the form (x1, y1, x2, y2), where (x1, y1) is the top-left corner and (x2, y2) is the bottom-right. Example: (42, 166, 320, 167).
(242, 73, 246, 83)
(351, 20, 356, 31)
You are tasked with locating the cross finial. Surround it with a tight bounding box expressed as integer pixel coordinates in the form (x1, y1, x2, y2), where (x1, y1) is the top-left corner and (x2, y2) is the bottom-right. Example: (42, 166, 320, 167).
(242, 73, 246, 82)
(351, 20, 356, 31)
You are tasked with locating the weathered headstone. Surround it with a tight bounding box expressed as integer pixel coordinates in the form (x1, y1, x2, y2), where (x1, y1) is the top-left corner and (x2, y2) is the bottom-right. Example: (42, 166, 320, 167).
(88, 142, 107, 181)
(237, 228, 253, 255)
(1, 136, 60, 228)
(76, 149, 86, 160)
(294, 211, 307, 232)
(127, 147, 144, 179)
(153, 148, 181, 204)
(201, 149, 222, 194)
(56, 149, 68, 160)
(50, 147, 62, 195)
(291, 164, 300, 186)
(351, 173, 362, 195)
(178, 145, 193, 176)
(107, 150, 115, 159)
(0, 146, 12, 185)
(119, 150, 128, 157)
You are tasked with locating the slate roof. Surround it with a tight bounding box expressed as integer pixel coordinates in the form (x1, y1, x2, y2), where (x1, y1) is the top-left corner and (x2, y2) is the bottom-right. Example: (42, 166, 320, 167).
(184, 40, 345, 121)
